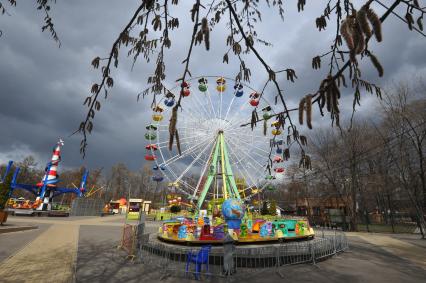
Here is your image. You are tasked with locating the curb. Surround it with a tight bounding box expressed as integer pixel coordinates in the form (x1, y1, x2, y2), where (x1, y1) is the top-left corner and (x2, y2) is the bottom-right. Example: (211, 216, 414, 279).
(0, 225, 38, 234)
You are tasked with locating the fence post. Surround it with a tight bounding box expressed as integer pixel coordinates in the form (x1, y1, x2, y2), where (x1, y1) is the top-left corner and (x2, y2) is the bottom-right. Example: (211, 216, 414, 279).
(275, 244, 284, 278)
(333, 230, 337, 255)
(136, 212, 146, 262)
(223, 234, 236, 277)
(310, 241, 316, 266)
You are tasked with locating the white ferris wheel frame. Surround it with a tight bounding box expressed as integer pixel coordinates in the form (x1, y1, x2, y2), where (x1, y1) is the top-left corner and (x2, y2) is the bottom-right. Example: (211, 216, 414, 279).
(148, 76, 283, 200)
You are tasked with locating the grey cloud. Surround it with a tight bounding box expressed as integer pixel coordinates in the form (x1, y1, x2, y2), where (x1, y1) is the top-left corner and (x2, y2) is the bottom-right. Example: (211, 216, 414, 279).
(0, 0, 425, 176)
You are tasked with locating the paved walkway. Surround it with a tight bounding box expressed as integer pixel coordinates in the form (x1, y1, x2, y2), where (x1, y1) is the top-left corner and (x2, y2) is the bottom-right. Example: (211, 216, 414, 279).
(0, 215, 147, 283)
(1, 216, 425, 282)
(354, 233, 426, 269)
(0, 223, 78, 282)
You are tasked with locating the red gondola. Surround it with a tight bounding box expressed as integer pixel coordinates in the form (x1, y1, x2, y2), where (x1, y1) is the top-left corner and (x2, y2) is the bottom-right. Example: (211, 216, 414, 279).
(145, 144, 158, 150)
(181, 81, 191, 97)
(249, 92, 260, 106)
(145, 155, 156, 161)
(273, 156, 283, 163)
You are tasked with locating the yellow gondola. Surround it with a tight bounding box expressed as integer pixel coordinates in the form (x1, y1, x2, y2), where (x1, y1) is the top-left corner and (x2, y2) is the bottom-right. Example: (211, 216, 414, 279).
(216, 77, 226, 92)
(152, 114, 163, 121)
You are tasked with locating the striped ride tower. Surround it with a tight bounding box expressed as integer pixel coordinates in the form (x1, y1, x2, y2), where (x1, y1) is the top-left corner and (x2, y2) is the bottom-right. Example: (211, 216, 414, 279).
(36, 138, 64, 211)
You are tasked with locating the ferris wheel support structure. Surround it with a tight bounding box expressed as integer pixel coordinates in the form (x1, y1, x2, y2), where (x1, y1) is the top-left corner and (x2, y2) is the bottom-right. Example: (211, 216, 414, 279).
(195, 131, 241, 210)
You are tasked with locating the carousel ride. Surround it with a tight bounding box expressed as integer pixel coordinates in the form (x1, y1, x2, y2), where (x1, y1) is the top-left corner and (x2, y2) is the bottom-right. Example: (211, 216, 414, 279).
(144, 76, 314, 244)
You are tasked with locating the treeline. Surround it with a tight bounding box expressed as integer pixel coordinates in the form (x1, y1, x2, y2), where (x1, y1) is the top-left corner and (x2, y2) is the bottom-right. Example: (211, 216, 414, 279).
(266, 80, 426, 236)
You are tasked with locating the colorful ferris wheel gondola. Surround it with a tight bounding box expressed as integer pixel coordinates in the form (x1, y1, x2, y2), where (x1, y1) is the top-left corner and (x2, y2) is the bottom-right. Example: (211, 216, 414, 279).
(153, 164, 166, 171)
(273, 156, 283, 163)
(145, 144, 158, 161)
(266, 184, 276, 191)
(152, 175, 164, 182)
(275, 139, 284, 154)
(164, 91, 175, 107)
(216, 77, 226, 92)
(152, 105, 164, 122)
(271, 120, 282, 135)
(145, 124, 157, 140)
(234, 82, 244, 97)
(262, 106, 272, 120)
(181, 81, 191, 97)
(198, 78, 208, 92)
(249, 92, 260, 106)
(265, 174, 276, 180)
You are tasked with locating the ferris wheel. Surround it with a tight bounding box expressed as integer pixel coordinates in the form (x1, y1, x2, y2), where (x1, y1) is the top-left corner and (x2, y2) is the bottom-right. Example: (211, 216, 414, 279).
(144, 76, 286, 206)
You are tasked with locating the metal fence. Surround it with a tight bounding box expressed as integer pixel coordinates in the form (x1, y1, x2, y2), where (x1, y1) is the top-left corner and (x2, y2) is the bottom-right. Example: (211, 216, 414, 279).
(70, 198, 104, 216)
(137, 231, 349, 280)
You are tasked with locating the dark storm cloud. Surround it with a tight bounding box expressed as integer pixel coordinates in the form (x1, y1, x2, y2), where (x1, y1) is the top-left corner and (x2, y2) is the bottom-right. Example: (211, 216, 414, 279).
(0, 0, 425, 171)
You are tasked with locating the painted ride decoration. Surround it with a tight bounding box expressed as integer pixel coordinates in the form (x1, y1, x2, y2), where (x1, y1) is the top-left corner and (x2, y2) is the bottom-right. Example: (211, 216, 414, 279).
(146, 76, 314, 244)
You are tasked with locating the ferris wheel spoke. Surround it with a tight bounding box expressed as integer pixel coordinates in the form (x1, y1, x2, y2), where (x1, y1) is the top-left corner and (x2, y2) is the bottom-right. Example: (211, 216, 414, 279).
(191, 89, 214, 120)
(219, 90, 223, 120)
(161, 140, 211, 169)
(156, 136, 207, 150)
(158, 125, 209, 131)
(225, 128, 271, 141)
(160, 136, 212, 167)
(174, 139, 214, 184)
(187, 148, 210, 165)
(226, 151, 252, 182)
(226, 133, 271, 155)
(192, 140, 216, 200)
(225, 138, 257, 179)
(155, 131, 211, 146)
(226, 137, 268, 170)
(223, 87, 239, 121)
(205, 87, 218, 120)
(163, 163, 198, 193)
(225, 103, 270, 129)
(226, 142, 258, 189)
(179, 103, 206, 122)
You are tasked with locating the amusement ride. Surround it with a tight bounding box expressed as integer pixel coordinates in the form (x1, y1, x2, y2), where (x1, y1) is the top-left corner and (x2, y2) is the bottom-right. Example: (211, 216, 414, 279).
(144, 76, 315, 244)
(3, 139, 89, 212)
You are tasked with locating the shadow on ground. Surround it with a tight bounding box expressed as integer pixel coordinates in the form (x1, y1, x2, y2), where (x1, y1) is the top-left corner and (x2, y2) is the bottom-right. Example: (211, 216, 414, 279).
(76, 225, 426, 283)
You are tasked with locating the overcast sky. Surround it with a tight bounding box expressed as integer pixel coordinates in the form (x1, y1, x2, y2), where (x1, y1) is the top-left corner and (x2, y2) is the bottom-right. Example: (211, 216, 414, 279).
(0, 0, 425, 174)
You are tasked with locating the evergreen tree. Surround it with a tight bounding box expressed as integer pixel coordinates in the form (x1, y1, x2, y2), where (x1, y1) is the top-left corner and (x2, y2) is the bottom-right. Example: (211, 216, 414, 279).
(170, 205, 181, 213)
(261, 201, 269, 215)
(269, 200, 277, 216)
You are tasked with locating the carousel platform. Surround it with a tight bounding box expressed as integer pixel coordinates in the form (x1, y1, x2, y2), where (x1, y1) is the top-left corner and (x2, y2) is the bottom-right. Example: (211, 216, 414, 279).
(157, 231, 315, 245)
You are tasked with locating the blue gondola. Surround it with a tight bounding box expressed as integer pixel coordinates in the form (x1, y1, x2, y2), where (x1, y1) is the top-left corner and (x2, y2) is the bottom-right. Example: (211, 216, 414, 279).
(164, 97, 175, 107)
(234, 83, 244, 97)
(152, 175, 164, 182)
